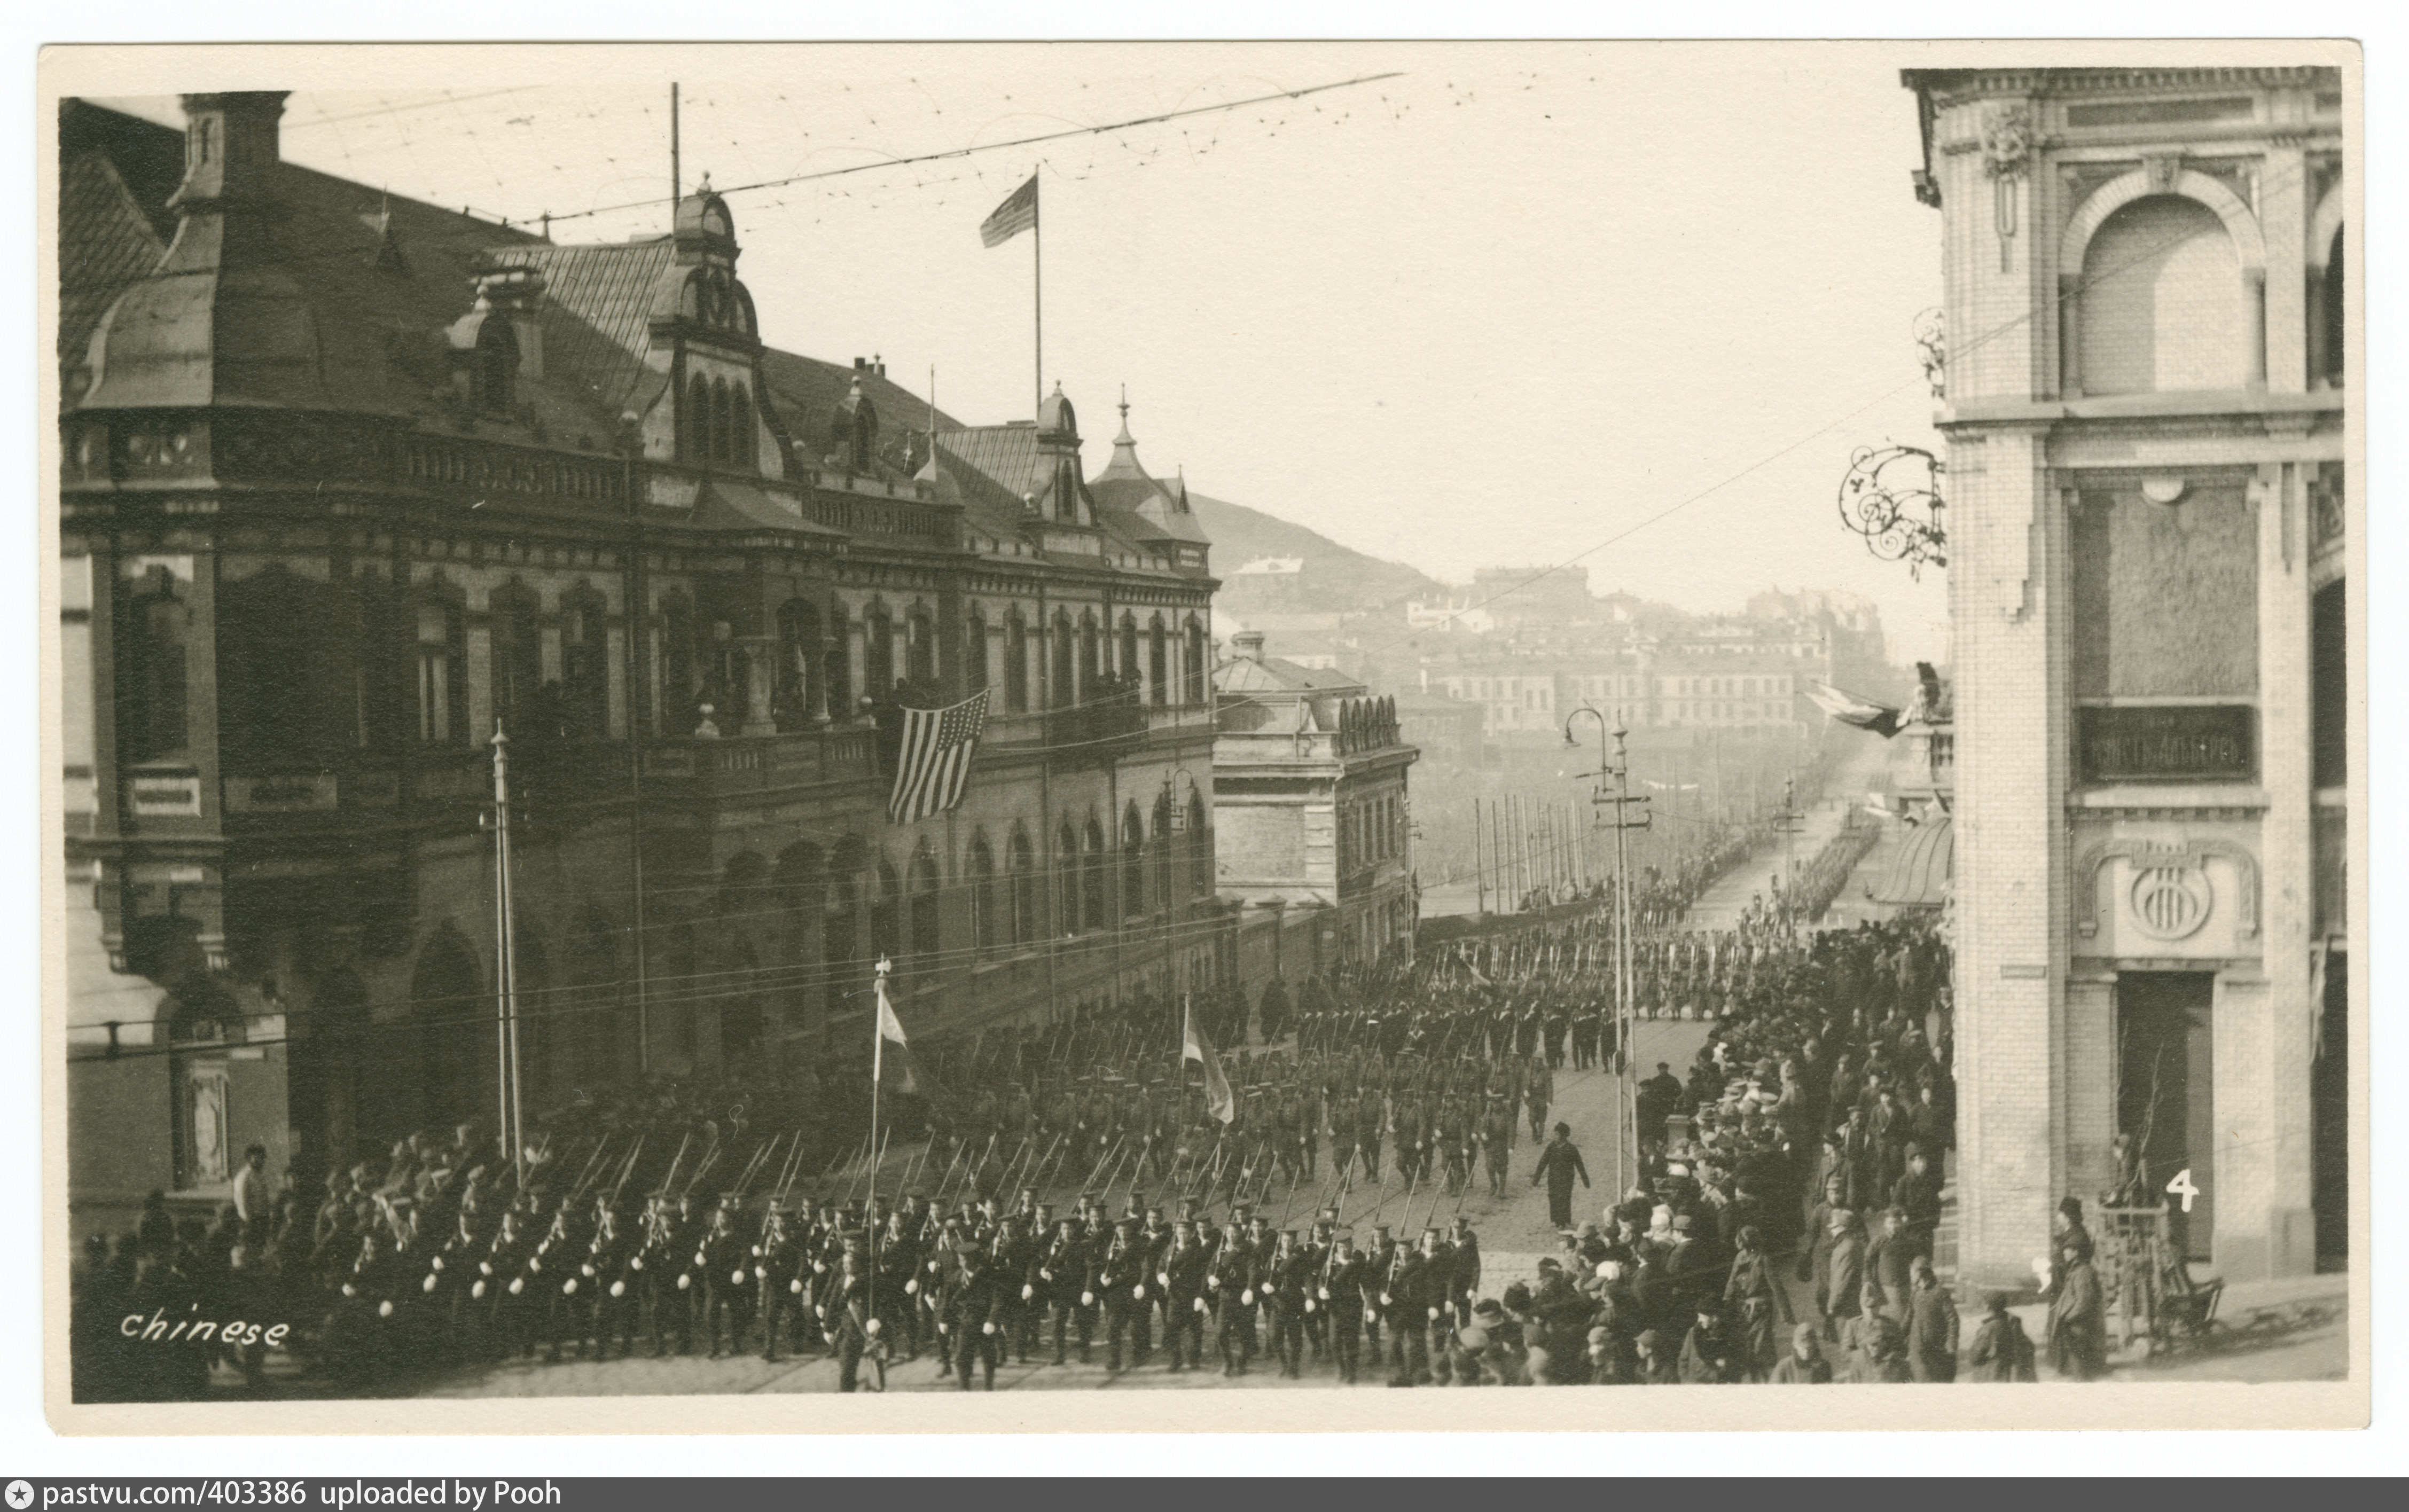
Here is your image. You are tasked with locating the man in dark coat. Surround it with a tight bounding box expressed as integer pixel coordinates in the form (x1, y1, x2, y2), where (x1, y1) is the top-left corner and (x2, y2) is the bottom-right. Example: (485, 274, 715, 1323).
(1905, 1257, 1959, 1382)
(1530, 1123, 1592, 1231)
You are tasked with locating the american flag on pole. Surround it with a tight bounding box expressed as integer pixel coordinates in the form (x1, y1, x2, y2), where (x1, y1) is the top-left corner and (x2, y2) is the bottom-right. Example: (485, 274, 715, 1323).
(886, 688, 990, 825)
(979, 174, 1039, 247)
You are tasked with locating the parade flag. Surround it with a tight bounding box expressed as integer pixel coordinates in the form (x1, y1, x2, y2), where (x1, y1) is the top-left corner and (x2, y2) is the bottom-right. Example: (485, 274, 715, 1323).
(874, 964, 965, 1121)
(887, 688, 990, 824)
(1183, 999, 1235, 1124)
(980, 174, 1039, 247)
(1806, 680, 1904, 738)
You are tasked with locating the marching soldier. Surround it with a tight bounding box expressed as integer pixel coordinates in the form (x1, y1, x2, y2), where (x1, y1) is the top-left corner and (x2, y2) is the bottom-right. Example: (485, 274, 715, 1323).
(1038, 1214, 1093, 1365)
(698, 1199, 752, 1360)
(589, 1201, 643, 1361)
(754, 1201, 802, 1363)
(1265, 1229, 1312, 1378)
(825, 1239, 878, 1393)
(947, 1242, 1004, 1391)
(1480, 1094, 1516, 1199)
(1378, 1226, 1425, 1385)
(1157, 1218, 1210, 1373)
(1207, 1214, 1261, 1377)
(1448, 1215, 1484, 1330)
(1096, 1218, 1151, 1370)
(1415, 1227, 1457, 1386)
(1325, 1232, 1371, 1384)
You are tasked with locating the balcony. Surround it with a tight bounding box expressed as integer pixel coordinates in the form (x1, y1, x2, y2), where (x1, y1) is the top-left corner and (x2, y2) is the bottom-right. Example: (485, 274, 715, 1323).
(640, 725, 879, 801)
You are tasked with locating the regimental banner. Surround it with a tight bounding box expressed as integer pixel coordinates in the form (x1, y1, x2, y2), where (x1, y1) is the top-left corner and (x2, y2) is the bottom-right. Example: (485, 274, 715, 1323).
(2075, 704, 2256, 784)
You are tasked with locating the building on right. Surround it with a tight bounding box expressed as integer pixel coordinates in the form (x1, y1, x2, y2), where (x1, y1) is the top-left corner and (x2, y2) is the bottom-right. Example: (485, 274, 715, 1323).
(1900, 66, 2350, 1287)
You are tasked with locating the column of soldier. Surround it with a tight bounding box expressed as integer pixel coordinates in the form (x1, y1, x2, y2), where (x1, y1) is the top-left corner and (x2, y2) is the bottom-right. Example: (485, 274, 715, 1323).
(77, 896, 1955, 1398)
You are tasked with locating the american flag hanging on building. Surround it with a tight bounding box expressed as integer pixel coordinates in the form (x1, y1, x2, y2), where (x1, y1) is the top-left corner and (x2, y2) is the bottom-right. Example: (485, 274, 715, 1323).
(887, 688, 990, 825)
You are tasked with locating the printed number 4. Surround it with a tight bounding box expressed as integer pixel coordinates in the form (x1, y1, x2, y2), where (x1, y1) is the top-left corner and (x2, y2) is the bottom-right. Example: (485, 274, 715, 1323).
(2165, 1168, 2200, 1213)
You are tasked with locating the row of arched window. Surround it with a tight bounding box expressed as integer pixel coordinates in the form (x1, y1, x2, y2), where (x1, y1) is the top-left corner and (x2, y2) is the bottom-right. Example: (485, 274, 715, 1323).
(708, 797, 1213, 1028)
(679, 371, 756, 469)
(113, 568, 616, 766)
(1340, 790, 1406, 875)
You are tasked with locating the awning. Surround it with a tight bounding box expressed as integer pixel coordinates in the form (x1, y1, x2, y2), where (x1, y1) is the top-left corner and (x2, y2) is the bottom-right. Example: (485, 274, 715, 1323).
(1871, 814, 1952, 908)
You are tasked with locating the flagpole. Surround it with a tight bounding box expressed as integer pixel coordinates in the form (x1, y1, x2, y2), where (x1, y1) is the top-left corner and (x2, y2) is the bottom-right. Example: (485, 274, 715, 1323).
(1032, 171, 1043, 414)
(870, 957, 889, 1353)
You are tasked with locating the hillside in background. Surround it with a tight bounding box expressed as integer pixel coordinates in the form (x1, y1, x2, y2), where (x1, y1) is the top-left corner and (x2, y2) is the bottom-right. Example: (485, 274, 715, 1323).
(1188, 491, 1446, 609)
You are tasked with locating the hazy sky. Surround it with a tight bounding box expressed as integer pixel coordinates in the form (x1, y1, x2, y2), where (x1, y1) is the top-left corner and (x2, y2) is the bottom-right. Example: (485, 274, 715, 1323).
(90, 41, 1953, 663)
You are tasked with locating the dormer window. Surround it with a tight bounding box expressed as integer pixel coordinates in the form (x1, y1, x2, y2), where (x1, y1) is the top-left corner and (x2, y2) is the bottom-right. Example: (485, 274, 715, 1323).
(472, 318, 517, 414)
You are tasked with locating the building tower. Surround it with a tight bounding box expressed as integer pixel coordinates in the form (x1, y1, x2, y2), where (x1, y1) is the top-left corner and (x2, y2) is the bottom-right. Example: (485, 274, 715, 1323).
(1902, 65, 2350, 1286)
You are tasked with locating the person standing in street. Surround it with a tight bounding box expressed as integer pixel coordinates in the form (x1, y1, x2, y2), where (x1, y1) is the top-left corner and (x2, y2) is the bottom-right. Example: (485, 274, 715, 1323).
(1530, 1122, 1592, 1231)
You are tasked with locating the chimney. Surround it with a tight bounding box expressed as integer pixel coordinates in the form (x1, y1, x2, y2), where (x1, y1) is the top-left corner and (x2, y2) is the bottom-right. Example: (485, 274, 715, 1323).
(169, 91, 288, 219)
(1233, 630, 1267, 663)
(853, 357, 867, 371)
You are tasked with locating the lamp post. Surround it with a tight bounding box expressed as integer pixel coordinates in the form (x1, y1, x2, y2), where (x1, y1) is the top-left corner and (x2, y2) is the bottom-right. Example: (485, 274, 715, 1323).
(1566, 708, 1648, 1198)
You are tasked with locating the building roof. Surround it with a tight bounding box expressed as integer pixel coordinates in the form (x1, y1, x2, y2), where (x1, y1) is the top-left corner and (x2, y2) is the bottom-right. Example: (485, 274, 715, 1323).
(1086, 397, 1211, 548)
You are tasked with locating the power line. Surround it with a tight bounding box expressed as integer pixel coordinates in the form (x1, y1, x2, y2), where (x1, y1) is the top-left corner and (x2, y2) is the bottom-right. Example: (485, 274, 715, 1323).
(536, 71, 1404, 229)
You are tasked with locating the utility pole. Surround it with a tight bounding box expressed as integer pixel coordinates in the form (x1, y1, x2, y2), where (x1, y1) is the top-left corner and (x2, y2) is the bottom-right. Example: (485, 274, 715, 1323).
(1566, 709, 1648, 1199)
(1776, 774, 1807, 921)
(1472, 797, 1487, 916)
(486, 723, 526, 1186)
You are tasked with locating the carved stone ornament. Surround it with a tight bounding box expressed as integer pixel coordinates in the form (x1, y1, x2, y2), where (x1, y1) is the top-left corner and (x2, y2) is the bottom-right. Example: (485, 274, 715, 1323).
(1981, 104, 2034, 179)
(2128, 864, 2214, 942)
(2141, 153, 2185, 195)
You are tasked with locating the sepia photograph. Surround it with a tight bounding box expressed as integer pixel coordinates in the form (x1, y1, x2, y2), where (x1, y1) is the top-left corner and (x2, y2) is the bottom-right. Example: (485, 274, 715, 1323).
(41, 38, 2364, 1431)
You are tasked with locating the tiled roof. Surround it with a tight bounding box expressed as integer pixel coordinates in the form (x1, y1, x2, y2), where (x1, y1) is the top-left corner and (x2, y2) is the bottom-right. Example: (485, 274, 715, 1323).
(482, 239, 674, 417)
(57, 146, 164, 374)
(1214, 654, 1363, 695)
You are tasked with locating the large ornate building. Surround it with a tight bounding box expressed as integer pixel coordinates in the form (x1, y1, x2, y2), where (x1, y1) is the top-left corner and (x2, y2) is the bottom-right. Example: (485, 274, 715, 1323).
(58, 93, 1225, 1236)
(1902, 66, 2350, 1285)
(1211, 632, 1418, 967)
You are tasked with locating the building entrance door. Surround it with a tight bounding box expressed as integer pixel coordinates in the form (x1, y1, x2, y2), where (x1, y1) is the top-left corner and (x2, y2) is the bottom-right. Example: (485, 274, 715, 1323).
(2116, 972, 2215, 1261)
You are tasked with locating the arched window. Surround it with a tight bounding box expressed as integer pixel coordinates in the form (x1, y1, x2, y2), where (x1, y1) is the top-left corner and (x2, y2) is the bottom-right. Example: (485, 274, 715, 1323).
(967, 833, 998, 952)
(823, 605, 854, 720)
(1122, 803, 1146, 919)
(409, 596, 465, 746)
(560, 590, 609, 740)
(1004, 610, 1029, 712)
(1153, 791, 1176, 907)
(710, 377, 733, 464)
(2080, 195, 2246, 395)
(1119, 613, 1140, 683)
(871, 859, 902, 969)
(1183, 620, 1208, 706)
(775, 842, 826, 1037)
(658, 591, 700, 735)
(1083, 817, 1110, 932)
(864, 602, 895, 700)
(1057, 823, 1084, 934)
(908, 849, 942, 970)
(1075, 612, 1102, 704)
(775, 598, 820, 731)
(824, 838, 863, 1038)
(218, 567, 365, 761)
(1187, 790, 1213, 894)
(2320, 225, 2345, 388)
(730, 382, 754, 471)
(473, 319, 517, 415)
(1147, 615, 1169, 707)
(906, 606, 936, 688)
(1008, 826, 1039, 944)
(488, 582, 544, 734)
(118, 567, 190, 762)
(685, 373, 712, 463)
(964, 611, 990, 695)
(1050, 610, 1076, 709)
